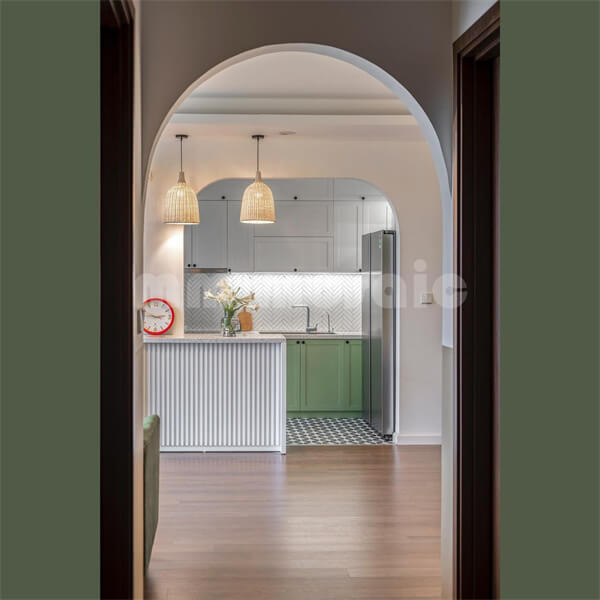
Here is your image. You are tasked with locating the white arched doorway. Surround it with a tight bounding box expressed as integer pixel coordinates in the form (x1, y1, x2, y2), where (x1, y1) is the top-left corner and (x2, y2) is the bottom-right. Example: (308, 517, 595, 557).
(143, 48, 445, 445)
(141, 42, 452, 600)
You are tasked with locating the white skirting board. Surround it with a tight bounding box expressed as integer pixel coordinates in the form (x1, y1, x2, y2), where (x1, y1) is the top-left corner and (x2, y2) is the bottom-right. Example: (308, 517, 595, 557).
(393, 433, 442, 445)
(146, 340, 286, 453)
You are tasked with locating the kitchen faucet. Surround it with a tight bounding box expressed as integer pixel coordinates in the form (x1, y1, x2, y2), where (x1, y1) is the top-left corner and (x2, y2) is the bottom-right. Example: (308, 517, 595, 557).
(292, 304, 317, 333)
(325, 312, 334, 334)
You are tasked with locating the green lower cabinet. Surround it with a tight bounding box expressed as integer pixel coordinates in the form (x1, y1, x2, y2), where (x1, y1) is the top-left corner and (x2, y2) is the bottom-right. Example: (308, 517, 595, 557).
(347, 340, 363, 412)
(287, 339, 362, 417)
(303, 340, 346, 411)
(286, 341, 302, 411)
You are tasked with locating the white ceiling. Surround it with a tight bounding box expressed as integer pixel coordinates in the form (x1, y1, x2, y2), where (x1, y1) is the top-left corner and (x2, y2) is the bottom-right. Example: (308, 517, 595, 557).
(171, 51, 422, 142)
(181, 52, 403, 101)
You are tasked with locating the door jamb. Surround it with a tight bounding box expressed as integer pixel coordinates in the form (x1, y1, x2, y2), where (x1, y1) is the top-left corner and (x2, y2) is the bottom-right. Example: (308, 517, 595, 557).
(100, 0, 135, 597)
(453, 3, 500, 599)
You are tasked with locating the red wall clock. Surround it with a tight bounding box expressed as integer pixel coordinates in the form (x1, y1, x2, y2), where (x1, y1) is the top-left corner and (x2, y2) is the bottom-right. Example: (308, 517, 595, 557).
(143, 298, 175, 335)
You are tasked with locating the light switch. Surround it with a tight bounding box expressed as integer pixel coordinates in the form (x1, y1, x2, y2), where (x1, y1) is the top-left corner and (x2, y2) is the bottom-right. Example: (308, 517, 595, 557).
(420, 292, 434, 305)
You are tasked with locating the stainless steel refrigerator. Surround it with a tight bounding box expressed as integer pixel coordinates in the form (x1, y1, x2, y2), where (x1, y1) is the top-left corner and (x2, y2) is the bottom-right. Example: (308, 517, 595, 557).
(362, 230, 395, 437)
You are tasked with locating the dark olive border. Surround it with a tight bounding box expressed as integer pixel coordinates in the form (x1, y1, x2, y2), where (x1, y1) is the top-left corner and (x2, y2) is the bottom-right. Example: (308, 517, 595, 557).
(500, 2, 599, 597)
(1, 1, 100, 597)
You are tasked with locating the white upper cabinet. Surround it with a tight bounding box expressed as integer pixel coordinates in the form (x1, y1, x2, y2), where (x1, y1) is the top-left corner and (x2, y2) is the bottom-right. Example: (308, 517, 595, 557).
(385, 204, 396, 230)
(333, 178, 381, 198)
(187, 178, 394, 273)
(196, 179, 251, 202)
(184, 201, 227, 268)
(196, 178, 332, 203)
(265, 178, 332, 201)
(362, 196, 390, 234)
(334, 201, 363, 272)
(254, 237, 333, 272)
(227, 201, 254, 272)
(254, 201, 333, 237)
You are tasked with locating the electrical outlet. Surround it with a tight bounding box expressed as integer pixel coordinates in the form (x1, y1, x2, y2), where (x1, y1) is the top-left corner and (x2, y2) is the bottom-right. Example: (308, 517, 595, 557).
(420, 292, 434, 305)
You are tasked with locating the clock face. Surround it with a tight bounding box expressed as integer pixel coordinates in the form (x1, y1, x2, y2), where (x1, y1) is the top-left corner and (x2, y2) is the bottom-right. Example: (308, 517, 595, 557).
(143, 298, 175, 335)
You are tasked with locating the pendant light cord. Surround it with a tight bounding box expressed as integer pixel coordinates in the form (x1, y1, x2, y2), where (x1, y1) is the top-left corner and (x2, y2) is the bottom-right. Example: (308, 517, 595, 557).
(180, 136, 183, 172)
(256, 136, 260, 172)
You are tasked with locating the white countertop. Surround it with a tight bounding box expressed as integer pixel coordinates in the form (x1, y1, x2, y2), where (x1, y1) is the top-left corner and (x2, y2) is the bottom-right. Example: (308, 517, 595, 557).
(260, 331, 363, 340)
(144, 331, 362, 343)
(144, 332, 285, 343)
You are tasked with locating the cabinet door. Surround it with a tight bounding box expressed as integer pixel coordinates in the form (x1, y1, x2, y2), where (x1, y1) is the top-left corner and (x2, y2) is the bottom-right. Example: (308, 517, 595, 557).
(347, 340, 363, 411)
(334, 201, 362, 272)
(286, 341, 302, 412)
(303, 340, 345, 411)
(227, 201, 254, 272)
(184, 225, 194, 267)
(189, 201, 227, 268)
(255, 201, 333, 237)
(385, 205, 396, 230)
(266, 178, 332, 201)
(197, 179, 251, 201)
(254, 237, 333, 272)
(362, 196, 389, 234)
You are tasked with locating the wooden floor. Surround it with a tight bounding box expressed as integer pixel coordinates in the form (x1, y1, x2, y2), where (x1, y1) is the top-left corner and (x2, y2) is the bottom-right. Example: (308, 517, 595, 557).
(145, 446, 441, 600)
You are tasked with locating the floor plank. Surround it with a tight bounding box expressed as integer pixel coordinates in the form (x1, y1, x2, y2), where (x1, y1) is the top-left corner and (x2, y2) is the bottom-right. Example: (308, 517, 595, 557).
(145, 445, 441, 600)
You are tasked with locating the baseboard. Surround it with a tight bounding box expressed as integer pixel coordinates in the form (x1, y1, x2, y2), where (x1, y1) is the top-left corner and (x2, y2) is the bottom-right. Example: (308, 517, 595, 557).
(393, 433, 442, 445)
(287, 411, 363, 418)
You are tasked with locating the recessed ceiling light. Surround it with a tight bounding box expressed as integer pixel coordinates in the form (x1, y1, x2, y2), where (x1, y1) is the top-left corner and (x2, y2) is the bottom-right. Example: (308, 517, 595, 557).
(279, 130, 296, 136)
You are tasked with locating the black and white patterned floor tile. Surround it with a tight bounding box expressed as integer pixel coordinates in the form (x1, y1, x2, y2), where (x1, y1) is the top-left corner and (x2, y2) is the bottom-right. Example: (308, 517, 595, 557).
(286, 418, 393, 446)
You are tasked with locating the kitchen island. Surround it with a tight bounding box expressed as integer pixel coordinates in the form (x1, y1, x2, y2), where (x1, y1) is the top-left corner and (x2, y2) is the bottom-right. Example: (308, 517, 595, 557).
(145, 333, 286, 453)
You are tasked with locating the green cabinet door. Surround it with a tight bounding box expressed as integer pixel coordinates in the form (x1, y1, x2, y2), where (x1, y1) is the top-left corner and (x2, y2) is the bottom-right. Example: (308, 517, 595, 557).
(303, 340, 346, 411)
(348, 340, 363, 411)
(286, 340, 302, 411)
(286, 339, 363, 416)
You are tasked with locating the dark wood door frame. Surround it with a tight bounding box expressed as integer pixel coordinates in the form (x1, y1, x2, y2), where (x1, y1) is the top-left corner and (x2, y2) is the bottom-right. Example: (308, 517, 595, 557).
(453, 3, 500, 599)
(100, 0, 135, 598)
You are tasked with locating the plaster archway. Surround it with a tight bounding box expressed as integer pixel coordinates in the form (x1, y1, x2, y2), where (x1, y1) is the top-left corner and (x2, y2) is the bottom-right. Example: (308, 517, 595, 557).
(144, 43, 453, 345)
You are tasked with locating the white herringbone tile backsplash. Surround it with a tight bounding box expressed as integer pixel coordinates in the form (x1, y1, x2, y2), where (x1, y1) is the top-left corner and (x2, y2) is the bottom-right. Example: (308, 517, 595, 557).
(185, 273, 362, 333)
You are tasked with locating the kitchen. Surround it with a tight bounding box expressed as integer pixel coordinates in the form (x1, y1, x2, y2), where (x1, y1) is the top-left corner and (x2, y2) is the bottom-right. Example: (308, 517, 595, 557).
(145, 173, 398, 450)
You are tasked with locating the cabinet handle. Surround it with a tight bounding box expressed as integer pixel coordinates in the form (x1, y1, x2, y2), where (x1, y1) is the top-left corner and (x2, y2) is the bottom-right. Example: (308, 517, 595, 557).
(228, 268, 232, 273)
(296, 341, 300, 344)
(293, 268, 298, 272)
(221, 195, 226, 200)
(193, 263, 197, 267)
(361, 196, 366, 200)
(293, 195, 298, 200)
(187, 264, 191, 267)
(358, 268, 362, 272)
(345, 340, 350, 344)
(302, 341, 305, 344)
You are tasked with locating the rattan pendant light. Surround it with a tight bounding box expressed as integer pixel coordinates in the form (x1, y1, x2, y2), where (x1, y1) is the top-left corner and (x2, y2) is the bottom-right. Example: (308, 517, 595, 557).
(240, 135, 276, 224)
(163, 134, 200, 224)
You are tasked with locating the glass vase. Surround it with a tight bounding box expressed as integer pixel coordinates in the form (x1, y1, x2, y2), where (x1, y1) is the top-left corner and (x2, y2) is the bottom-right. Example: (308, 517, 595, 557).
(221, 308, 237, 337)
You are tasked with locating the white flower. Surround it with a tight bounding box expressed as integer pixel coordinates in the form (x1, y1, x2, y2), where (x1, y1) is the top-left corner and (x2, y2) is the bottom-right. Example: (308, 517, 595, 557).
(204, 283, 258, 313)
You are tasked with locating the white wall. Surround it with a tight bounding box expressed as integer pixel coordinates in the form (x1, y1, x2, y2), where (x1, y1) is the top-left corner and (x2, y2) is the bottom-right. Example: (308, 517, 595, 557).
(141, 2, 452, 177)
(452, 0, 497, 39)
(144, 136, 442, 440)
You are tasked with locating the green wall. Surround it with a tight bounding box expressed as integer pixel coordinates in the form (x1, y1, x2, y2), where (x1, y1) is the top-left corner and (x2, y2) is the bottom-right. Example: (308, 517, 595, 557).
(0, 1, 100, 598)
(501, 1, 599, 597)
